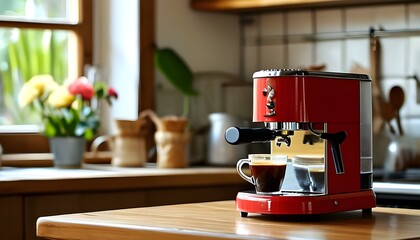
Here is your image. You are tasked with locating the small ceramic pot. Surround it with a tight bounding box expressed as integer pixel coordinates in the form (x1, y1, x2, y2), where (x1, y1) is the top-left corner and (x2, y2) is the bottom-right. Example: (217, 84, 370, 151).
(49, 137, 86, 168)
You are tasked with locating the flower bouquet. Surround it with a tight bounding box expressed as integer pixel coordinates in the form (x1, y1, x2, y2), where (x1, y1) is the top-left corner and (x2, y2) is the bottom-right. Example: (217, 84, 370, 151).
(18, 75, 118, 167)
(19, 75, 118, 139)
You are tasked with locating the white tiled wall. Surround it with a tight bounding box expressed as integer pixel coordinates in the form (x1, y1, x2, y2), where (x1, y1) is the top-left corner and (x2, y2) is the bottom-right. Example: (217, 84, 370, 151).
(260, 13, 284, 36)
(316, 40, 343, 71)
(409, 4, 420, 28)
(155, 0, 240, 117)
(316, 9, 342, 33)
(242, 2, 420, 137)
(287, 11, 313, 35)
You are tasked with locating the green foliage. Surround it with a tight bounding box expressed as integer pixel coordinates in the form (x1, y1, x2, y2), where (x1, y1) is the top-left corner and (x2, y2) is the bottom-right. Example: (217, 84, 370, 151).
(155, 48, 197, 96)
(42, 98, 100, 140)
(94, 81, 107, 98)
(154, 47, 198, 117)
(0, 0, 70, 125)
(0, 28, 68, 125)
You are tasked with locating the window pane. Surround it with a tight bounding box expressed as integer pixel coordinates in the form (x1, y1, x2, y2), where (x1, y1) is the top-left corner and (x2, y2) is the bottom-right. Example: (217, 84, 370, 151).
(0, 28, 70, 126)
(0, 0, 78, 23)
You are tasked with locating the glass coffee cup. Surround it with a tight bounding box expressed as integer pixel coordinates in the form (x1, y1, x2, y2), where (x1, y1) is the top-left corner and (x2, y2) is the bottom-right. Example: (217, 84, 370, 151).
(292, 155, 325, 192)
(236, 154, 288, 194)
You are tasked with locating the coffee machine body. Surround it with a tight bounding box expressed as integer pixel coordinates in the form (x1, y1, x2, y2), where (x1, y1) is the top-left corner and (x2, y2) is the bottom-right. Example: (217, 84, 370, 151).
(227, 69, 376, 216)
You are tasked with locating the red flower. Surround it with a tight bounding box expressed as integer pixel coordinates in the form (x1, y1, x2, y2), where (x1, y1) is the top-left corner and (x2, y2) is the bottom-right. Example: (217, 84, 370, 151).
(108, 87, 118, 99)
(68, 77, 94, 100)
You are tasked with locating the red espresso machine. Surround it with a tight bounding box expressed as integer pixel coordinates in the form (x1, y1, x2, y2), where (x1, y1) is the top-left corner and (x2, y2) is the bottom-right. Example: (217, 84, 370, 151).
(225, 69, 376, 217)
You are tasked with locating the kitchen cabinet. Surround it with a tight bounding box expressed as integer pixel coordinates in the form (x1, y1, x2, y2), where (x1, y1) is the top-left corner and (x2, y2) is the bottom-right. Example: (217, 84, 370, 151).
(0, 166, 249, 240)
(191, 0, 416, 12)
(0, 196, 23, 240)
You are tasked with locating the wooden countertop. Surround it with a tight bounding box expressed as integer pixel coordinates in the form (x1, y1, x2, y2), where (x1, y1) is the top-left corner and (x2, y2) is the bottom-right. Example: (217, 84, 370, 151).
(37, 200, 420, 240)
(0, 165, 244, 195)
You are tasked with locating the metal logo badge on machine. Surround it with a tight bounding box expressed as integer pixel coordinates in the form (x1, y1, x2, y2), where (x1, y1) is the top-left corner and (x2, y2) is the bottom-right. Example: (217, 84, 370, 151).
(263, 84, 276, 117)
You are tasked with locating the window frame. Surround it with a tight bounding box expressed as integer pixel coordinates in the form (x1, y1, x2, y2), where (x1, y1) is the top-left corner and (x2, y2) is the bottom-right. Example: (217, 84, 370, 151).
(0, 0, 93, 154)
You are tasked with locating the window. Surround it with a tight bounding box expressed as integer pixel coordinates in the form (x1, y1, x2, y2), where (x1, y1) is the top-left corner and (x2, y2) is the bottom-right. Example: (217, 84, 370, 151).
(0, 0, 92, 153)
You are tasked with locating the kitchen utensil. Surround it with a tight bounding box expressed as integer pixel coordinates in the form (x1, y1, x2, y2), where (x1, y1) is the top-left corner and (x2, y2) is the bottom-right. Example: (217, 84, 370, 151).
(225, 69, 375, 216)
(139, 109, 190, 168)
(389, 86, 405, 136)
(91, 119, 147, 167)
(189, 72, 238, 165)
(139, 109, 188, 133)
(383, 136, 416, 178)
(379, 98, 396, 135)
(370, 30, 396, 135)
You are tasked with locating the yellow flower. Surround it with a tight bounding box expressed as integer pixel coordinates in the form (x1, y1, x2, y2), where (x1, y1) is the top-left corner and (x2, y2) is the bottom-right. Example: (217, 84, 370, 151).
(47, 86, 75, 108)
(29, 74, 59, 95)
(18, 82, 40, 107)
(18, 75, 59, 107)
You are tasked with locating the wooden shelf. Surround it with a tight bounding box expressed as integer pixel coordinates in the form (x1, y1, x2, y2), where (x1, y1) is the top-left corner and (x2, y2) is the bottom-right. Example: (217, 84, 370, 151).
(1, 151, 112, 167)
(0, 166, 245, 195)
(191, 0, 415, 13)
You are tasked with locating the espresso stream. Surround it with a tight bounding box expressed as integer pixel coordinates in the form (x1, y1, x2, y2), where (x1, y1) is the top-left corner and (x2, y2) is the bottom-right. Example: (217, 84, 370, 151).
(250, 163, 287, 193)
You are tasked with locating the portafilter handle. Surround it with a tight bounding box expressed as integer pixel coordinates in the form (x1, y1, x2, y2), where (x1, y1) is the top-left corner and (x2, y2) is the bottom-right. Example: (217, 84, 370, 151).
(225, 127, 277, 145)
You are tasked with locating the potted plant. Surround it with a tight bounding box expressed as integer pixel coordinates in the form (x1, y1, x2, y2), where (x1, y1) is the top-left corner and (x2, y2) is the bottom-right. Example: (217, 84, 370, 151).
(18, 75, 118, 168)
(140, 47, 197, 168)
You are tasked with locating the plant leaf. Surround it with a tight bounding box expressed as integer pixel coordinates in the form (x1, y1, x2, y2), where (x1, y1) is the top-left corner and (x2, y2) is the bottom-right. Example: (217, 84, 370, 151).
(154, 48, 197, 96)
(93, 81, 107, 99)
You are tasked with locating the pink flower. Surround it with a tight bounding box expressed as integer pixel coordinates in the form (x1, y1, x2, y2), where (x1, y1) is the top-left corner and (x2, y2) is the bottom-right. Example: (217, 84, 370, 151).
(108, 87, 118, 99)
(68, 76, 94, 100)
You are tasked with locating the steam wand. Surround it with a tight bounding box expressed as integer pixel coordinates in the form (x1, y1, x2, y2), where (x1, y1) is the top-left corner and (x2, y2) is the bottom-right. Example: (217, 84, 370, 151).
(309, 124, 347, 174)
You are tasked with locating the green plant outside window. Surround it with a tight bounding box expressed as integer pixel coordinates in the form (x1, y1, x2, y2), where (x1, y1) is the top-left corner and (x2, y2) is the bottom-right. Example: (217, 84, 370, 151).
(0, 0, 73, 126)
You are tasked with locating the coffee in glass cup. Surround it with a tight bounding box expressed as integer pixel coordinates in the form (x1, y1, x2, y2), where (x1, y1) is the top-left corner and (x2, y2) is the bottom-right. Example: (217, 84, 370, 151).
(236, 154, 288, 194)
